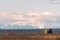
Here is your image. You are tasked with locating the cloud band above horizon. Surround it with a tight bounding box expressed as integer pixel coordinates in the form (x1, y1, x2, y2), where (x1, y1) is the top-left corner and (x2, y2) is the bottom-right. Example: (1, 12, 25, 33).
(0, 11, 60, 29)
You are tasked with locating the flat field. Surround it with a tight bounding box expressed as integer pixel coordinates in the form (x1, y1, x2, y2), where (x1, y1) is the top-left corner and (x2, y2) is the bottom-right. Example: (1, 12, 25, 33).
(0, 33, 60, 40)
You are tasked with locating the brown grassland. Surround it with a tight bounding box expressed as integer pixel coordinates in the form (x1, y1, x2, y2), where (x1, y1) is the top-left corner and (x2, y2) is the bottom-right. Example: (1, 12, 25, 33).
(0, 33, 60, 40)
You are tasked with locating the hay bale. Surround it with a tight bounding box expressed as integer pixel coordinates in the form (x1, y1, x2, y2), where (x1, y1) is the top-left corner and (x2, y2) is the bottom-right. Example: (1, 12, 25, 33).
(44, 29, 52, 34)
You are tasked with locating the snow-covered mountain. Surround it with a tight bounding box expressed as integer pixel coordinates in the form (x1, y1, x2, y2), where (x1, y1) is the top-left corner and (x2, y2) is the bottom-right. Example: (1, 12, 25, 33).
(0, 25, 37, 29)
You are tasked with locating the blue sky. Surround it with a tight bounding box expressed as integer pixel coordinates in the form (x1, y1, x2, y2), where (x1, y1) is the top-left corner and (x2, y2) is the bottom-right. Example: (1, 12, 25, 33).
(0, 0, 60, 29)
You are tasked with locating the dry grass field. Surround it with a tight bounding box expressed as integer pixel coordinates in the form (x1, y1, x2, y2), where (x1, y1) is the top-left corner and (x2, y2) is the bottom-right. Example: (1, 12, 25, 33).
(0, 33, 60, 40)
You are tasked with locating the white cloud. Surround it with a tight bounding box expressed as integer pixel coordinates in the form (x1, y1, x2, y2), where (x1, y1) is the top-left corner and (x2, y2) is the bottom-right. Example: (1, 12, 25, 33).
(0, 11, 59, 29)
(42, 11, 53, 16)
